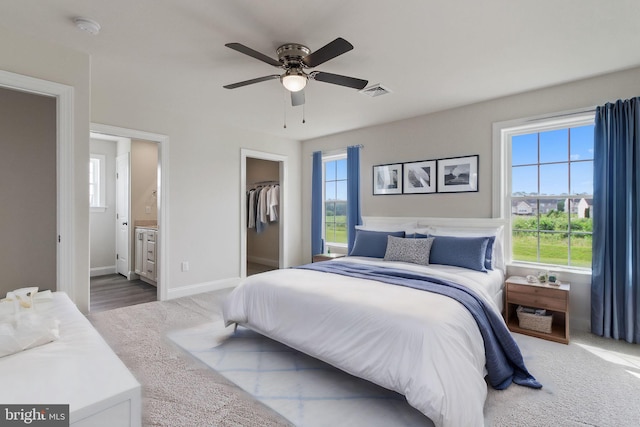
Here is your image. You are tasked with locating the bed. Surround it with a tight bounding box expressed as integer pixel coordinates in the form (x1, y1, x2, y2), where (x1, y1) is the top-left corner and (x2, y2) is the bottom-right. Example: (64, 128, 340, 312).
(223, 218, 540, 427)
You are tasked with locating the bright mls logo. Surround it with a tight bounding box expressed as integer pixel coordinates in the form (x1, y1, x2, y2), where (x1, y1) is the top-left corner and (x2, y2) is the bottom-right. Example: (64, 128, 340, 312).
(1, 405, 69, 426)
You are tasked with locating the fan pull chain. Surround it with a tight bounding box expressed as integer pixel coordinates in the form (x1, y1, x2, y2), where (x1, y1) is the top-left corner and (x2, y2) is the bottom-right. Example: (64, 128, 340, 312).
(283, 89, 287, 128)
(302, 103, 306, 124)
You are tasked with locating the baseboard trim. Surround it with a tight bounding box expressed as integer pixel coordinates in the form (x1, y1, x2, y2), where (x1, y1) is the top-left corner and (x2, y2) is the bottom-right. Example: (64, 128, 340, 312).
(166, 277, 241, 300)
(90, 266, 116, 277)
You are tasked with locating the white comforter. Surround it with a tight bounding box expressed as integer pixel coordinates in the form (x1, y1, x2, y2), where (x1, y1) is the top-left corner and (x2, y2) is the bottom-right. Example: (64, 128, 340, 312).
(223, 257, 504, 427)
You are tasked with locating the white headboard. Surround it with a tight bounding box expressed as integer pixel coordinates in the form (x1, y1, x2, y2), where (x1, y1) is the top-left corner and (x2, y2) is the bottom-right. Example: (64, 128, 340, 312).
(362, 216, 506, 230)
(361, 216, 507, 271)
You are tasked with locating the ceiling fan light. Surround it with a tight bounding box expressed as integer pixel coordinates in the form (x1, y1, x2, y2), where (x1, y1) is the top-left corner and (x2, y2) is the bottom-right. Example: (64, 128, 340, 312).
(281, 70, 307, 92)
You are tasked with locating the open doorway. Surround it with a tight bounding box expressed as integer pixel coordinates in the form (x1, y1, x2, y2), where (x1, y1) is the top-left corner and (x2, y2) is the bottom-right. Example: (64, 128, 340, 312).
(89, 124, 168, 312)
(240, 149, 288, 278)
(0, 70, 75, 306)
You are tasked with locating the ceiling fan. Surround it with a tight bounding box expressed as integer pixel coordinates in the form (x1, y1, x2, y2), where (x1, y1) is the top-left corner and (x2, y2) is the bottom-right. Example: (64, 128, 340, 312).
(223, 37, 368, 107)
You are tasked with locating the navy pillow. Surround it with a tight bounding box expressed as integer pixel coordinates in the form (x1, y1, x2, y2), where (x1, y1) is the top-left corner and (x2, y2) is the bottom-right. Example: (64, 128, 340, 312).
(349, 230, 406, 258)
(429, 235, 490, 272)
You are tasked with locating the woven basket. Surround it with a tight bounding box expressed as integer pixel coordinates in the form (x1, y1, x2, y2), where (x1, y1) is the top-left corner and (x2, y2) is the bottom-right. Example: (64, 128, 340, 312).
(516, 306, 553, 334)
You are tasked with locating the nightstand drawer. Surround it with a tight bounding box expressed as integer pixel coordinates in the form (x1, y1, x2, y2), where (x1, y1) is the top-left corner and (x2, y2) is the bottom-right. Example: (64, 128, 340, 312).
(508, 292, 567, 311)
(507, 283, 567, 300)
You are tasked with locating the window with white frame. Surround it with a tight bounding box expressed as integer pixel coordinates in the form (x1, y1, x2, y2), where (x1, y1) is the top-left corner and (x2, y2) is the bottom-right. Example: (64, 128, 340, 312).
(324, 153, 348, 246)
(89, 154, 106, 211)
(497, 112, 594, 269)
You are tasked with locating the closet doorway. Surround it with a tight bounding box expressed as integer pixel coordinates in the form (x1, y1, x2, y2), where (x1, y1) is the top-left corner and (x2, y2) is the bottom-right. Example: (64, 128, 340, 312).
(240, 149, 288, 278)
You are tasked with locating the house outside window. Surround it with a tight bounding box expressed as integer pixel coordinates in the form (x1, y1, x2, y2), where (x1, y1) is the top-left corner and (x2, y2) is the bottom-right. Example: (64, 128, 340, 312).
(324, 154, 348, 246)
(497, 112, 594, 270)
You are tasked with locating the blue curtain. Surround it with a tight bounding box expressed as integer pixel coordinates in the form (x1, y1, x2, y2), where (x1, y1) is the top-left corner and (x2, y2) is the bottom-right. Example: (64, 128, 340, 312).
(347, 145, 362, 253)
(591, 97, 640, 344)
(311, 151, 324, 256)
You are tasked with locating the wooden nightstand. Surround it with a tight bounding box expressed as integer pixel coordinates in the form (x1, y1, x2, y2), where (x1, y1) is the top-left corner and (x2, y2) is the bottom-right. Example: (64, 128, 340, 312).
(312, 253, 346, 263)
(505, 276, 570, 344)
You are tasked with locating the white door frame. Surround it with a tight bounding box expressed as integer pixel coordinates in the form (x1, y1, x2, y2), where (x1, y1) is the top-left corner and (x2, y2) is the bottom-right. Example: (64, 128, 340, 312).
(91, 123, 170, 301)
(0, 70, 74, 299)
(240, 149, 288, 277)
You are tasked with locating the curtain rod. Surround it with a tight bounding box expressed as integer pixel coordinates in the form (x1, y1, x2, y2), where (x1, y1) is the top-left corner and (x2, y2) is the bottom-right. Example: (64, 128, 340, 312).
(523, 107, 596, 123)
(310, 144, 364, 157)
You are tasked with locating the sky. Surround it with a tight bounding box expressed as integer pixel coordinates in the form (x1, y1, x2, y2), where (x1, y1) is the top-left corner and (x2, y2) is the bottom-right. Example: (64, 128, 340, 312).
(512, 124, 594, 196)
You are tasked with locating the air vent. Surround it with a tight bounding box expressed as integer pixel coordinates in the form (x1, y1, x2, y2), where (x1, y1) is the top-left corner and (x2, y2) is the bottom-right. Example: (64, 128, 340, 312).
(359, 84, 392, 97)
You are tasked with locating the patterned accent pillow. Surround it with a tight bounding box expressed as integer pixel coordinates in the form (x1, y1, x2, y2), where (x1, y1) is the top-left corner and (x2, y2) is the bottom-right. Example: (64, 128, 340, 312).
(383, 235, 435, 266)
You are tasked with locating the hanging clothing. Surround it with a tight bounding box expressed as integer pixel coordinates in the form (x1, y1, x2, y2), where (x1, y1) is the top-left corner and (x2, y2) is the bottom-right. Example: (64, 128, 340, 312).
(268, 185, 279, 222)
(247, 183, 279, 233)
(247, 189, 256, 229)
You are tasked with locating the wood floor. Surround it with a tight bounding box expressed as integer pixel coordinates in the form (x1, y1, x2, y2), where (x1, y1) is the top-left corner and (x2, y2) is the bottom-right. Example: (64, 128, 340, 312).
(91, 265, 273, 313)
(90, 274, 157, 313)
(247, 262, 276, 276)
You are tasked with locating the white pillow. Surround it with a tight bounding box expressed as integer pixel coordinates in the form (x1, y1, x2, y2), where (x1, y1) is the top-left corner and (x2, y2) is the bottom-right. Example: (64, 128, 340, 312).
(429, 225, 505, 271)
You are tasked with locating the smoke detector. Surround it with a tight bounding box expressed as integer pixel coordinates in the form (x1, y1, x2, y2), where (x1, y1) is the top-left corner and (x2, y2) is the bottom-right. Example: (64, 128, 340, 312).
(359, 84, 392, 97)
(74, 17, 101, 35)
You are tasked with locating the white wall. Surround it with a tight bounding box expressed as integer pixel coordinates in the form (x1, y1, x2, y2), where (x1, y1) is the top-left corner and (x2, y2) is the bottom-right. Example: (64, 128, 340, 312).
(0, 26, 91, 312)
(89, 138, 117, 276)
(0, 25, 301, 309)
(89, 59, 302, 298)
(301, 66, 640, 331)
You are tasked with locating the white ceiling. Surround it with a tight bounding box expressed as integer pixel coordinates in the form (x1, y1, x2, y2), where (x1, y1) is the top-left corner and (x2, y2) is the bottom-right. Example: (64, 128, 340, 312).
(2, 0, 640, 141)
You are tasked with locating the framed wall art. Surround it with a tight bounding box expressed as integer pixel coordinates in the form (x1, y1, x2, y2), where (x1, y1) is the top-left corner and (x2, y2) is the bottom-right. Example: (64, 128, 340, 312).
(402, 160, 436, 194)
(373, 163, 402, 195)
(437, 155, 479, 193)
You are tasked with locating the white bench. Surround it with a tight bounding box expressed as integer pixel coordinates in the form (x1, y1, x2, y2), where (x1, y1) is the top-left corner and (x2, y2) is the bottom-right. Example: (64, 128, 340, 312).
(0, 292, 141, 426)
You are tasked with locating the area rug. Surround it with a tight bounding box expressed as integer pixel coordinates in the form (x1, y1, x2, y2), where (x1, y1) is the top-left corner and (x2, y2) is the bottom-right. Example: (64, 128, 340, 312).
(168, 323, 430, 427)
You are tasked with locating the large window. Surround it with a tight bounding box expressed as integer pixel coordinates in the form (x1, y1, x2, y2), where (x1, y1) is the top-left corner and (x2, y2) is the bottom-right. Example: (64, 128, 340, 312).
(324, 155, 348, 245)
(506, 115, 594, 269)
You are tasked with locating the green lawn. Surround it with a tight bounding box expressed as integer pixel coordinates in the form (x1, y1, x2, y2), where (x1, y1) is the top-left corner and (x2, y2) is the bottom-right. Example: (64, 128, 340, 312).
(512, 233, 592, 268)
(326, 215, 347, 244)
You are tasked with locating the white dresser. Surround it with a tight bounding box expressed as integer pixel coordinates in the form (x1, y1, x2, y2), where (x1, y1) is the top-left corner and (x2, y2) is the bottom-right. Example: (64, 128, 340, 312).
(0, 292, 141, 426)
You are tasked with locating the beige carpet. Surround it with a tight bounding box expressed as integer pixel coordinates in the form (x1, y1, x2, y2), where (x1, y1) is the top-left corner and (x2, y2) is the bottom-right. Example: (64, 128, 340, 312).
(88, 289, 293, 427)
(89, 288, 640, 427)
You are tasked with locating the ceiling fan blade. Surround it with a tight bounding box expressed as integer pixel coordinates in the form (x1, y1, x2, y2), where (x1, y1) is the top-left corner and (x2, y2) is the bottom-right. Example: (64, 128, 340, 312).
(223, 75, 280, 89)
(225, 43, 282, 67)
(302, 37, 353, 68)
(309, 71, 368, 90)
(291, 89, 305, 107)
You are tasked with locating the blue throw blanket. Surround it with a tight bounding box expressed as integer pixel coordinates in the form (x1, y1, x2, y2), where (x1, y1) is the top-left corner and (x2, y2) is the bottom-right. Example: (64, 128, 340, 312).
(297, 261, 542, 390)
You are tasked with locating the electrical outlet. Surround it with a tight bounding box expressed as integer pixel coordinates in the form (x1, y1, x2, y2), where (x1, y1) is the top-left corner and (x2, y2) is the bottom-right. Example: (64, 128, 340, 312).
(145, 206, 151, 214)
(181, 261, 189, 272)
